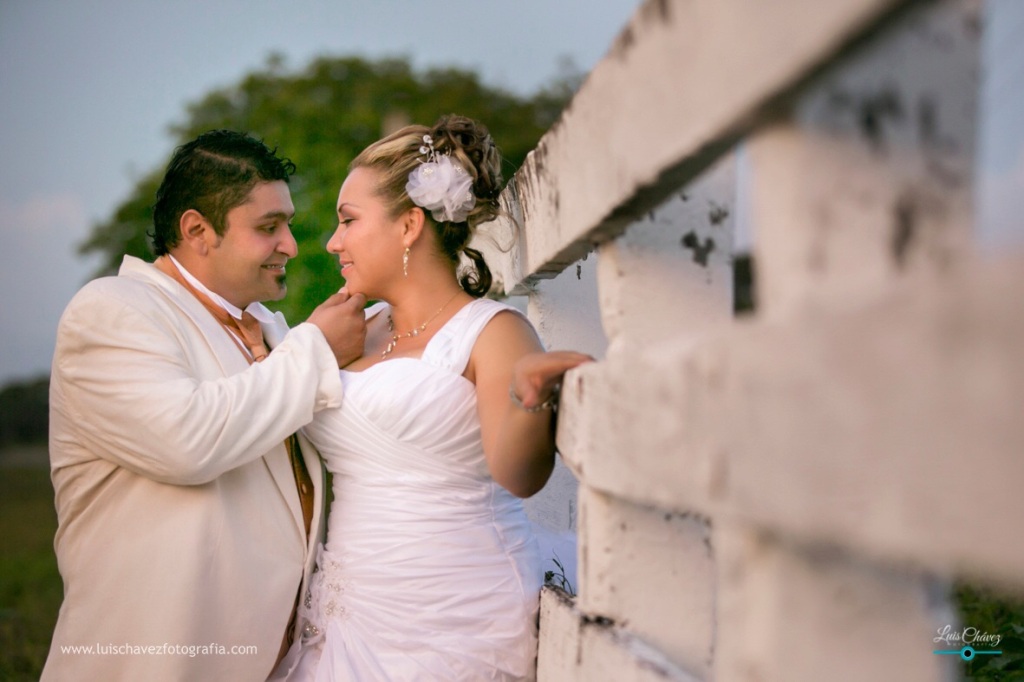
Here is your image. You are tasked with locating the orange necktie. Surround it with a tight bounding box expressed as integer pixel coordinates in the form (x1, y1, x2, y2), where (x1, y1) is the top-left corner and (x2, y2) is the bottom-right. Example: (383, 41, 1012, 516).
(235, 311, 270, 363)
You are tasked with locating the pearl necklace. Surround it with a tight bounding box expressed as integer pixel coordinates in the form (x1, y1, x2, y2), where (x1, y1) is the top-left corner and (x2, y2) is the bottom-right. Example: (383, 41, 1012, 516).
(381, 292, 460, 359)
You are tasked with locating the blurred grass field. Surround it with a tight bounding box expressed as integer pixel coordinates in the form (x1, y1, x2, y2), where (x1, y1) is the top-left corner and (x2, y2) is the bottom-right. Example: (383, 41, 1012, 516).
(0, 456, 61, 681)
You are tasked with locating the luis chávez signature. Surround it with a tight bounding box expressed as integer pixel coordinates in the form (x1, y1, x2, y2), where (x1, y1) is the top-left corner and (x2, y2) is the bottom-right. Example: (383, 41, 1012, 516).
(933, 625, 1003, 662)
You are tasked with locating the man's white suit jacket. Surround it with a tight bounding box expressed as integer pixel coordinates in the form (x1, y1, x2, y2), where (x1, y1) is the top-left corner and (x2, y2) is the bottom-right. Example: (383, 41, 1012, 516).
(43, 255, 343, 681)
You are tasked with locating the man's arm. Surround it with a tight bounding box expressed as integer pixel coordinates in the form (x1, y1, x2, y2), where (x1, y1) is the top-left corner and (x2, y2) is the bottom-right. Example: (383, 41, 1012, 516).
(52, 281, 356, 485)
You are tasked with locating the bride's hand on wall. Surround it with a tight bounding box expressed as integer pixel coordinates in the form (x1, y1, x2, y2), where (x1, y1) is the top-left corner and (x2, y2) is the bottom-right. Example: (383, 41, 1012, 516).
(510, 351, 595, 410)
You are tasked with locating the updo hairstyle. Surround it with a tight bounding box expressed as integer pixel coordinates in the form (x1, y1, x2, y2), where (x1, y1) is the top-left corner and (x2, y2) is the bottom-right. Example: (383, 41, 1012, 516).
(350, 114, 503, 297)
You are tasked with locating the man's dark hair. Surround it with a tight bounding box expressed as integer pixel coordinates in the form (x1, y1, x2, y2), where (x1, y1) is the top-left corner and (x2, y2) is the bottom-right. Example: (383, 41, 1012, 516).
(150, 130, 297, 256)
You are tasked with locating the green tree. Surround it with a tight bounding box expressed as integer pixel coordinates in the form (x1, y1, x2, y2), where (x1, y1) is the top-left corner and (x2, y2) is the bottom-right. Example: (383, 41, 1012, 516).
(79, 54, 574, 323)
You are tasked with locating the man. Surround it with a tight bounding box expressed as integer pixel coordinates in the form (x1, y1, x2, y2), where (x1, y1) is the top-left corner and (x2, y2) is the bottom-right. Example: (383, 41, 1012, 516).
(42, 130, 365, 680)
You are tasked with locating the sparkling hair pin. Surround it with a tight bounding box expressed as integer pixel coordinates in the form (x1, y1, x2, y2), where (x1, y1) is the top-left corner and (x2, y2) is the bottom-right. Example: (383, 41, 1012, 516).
(419, 134, 439, 162)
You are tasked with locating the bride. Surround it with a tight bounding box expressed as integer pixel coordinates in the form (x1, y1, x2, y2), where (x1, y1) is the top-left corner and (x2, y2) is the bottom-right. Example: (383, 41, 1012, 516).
(271, 115, 590, 681)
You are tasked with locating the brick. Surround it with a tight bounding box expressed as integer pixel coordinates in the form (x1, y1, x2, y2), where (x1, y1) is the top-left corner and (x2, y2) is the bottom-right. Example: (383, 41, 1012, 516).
(715, 523, 958, 682)
(596, 154, 735, 353)
(577, 487, 715, 676)
(748, 0, 980, 318)
(537, 587, 704, 682)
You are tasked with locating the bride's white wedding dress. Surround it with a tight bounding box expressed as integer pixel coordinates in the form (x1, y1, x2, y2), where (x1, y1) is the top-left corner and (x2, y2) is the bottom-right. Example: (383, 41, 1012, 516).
(272, 298, 545, 681)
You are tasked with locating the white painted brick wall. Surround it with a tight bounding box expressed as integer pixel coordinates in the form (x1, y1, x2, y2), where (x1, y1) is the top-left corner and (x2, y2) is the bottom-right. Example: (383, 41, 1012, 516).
(479, 0, 1024, 680)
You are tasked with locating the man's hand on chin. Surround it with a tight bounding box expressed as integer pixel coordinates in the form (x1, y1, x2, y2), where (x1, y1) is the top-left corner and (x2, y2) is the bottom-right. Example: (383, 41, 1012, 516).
(308, 289, 367, 367)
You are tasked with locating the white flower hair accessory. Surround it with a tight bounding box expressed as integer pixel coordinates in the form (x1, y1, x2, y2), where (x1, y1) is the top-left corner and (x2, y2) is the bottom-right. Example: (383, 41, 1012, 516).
(405, 134, 476, 223)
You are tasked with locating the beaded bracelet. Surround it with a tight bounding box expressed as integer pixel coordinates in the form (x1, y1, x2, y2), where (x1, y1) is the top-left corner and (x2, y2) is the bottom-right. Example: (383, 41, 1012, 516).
(508, 384, 559, 413)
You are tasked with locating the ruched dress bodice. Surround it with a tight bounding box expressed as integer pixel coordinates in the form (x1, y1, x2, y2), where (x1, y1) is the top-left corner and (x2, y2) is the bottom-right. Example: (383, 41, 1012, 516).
(271, 298, 542, 682)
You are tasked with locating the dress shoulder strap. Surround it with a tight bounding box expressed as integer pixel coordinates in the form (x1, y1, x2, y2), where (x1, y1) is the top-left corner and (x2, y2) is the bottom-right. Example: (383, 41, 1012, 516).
(422, 298, 530, 375)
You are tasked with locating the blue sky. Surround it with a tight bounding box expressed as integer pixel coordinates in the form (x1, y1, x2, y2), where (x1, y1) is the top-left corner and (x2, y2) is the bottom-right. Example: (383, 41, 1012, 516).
(0, 0, 1021, 386)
